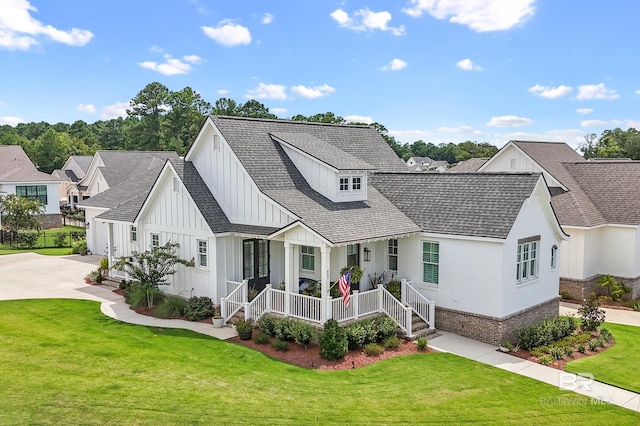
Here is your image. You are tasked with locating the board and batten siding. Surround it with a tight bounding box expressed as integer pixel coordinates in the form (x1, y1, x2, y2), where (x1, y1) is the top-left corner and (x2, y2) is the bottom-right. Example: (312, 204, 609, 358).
(84, 207, 109, 255)
(481, 144, 564, 189)
(189, 121, 293, 228)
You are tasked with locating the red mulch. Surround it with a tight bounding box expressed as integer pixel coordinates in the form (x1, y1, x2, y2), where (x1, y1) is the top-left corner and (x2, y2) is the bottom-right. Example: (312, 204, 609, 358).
(501, 338, 614, 371)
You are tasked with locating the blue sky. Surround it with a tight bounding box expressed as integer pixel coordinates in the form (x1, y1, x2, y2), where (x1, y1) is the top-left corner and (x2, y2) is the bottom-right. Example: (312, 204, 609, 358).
(0, 0, 638, 149)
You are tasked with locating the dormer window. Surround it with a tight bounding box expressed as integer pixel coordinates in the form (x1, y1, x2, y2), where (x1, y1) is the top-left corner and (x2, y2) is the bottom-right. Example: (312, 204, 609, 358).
(338, 176, 363, 193)
(352, 177, 361, 190)
(340, 178, 349, 191)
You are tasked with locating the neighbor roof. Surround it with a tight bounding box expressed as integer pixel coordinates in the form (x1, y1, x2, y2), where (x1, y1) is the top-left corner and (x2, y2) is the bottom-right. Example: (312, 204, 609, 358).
(447, 157, 489, 173)
(69, 155, 93, 173)
(372, 172, 542, 239)
(0, 145, 59, 182)
(92, 150, 179, 188)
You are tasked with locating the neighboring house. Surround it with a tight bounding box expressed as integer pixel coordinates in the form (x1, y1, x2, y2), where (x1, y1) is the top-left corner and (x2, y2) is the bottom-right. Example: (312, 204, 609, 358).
(81, 117, 567, 344)
(477, 140, 640, 299)
(0, 145, 61, 229)
(448, 157, 489, 173)
(52, 155, 93, 207)
(77, 150, 178, 255)
(406, 156, 449, 172)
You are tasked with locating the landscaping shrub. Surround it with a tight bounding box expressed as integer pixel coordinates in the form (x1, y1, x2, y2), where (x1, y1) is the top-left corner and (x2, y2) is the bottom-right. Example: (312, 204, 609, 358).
(578, 293, 606, 332)
(319, 319, 348, 361)
(17, 230, 39, 248)
(119, 280, 131, 291)
(560, 291, 573, 300)
(71, 238, 87, 254)
(516, 315, 578, 350)
(257, 315, 278, 336)
(363, 343, 384, 356)
(548, 345, 564, 360)
(272, 339, 289, 352)
(253, 332, 270, 345)
(538, 355, 553, 366)
(153, 296, 187, 319)
(383, 336, 402, 350)
(599, 327, 613, 342)
(386, 280, 401, 300)
(588, 339, 600, 352)
(577, 343, 587, 354)
(274, 317, 296, 341)
(54, 232, 68, 248)
(125, 284, 164, 308)
(290, 321, 315, 348)
(345, 321, 369, 350)
(598, 275, 630, 301)
(374, 315, 399, 341)
(416, 337, 428, 352)
(183, 296, 214, 321)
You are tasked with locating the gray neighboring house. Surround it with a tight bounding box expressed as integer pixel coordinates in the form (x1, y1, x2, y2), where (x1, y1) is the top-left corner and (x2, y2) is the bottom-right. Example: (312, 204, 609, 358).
(478, 140, 640, 299)
(0, 145, 61, 229)
(52, 155, 93, 207)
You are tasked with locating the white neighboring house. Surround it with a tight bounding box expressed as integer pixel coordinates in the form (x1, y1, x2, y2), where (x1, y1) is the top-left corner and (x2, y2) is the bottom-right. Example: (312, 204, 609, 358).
(477, 140, 640, 299)
(83, 117, 567, 344)
(76, 150, 178, 255)
(406, 156, 449, 172)
(52, 155, 93, 207)
(0, 145, 61, 229)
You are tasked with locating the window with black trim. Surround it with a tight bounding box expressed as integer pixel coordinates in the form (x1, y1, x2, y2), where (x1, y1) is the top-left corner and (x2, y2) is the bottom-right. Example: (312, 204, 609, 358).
(388, 239, 398, 271)
(16, 185, 47, 205)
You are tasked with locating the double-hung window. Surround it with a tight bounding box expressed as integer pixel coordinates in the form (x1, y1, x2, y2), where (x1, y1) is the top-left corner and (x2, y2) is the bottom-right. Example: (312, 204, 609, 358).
(150, 233, 160, 250)
(422, 241, 439, 286)
(388, 239, 398, 272)
(301, 246, 315, 271)
(339, 178, 349, 191)
(550, 244, 558, 269)
(130, 226, 137, 242)
(197, 240, 208, 268)
(517, 236, 540, 283)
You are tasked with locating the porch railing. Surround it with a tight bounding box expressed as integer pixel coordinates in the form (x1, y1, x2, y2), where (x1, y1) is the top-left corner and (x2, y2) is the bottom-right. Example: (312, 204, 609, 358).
(245, 285, 287, 320)
(221, 280, 247, 322)
(289, 293, 322, 323)
(331, 288, 381, 322)
(380, 285, 413, 337)
(402, 279, 435, 329)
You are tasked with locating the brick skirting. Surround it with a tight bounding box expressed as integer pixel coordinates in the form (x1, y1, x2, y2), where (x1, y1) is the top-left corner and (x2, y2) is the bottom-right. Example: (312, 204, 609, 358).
(435, 297, 559, 345)
(561, 275, 640, 300)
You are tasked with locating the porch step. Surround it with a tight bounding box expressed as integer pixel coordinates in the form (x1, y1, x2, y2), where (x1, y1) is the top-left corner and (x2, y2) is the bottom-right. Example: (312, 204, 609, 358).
(101, 276, 121, 289)
(406, 313, 437, 341)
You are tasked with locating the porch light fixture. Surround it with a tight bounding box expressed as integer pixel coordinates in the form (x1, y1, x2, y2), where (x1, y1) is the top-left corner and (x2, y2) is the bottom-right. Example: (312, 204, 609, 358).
(364, 247, 371, 261)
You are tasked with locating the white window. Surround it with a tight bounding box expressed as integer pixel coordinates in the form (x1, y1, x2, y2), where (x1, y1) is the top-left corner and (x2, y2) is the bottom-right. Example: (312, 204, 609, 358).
(422, 241, 439, 285)
(352, 177, 362, 190)
(301, 246, 315, 271)
(172, 176, 179, 193)
(339, 178, 349, 191)
(212, 134, 220, 150)
(388, 239, 398, 271)
(198, 240, 208, 268)
(151, 233, 160, 250)
(517, 236, 539, 283)
(130, 226, 137, 242)
(338, 176, 364, 193)
(551, 245, 558, 269)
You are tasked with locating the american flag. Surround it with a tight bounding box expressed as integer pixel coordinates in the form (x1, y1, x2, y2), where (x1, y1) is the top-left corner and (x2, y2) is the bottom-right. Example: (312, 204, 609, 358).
(338, 270, 351, 308)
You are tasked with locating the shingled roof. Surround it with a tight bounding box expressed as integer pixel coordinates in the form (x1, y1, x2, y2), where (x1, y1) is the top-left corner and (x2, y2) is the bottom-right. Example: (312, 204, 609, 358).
(447, 157, 489, 173)
(0, 145, 59, 182)
(371, 172, 541, 239)
(92, 150, 178, 188)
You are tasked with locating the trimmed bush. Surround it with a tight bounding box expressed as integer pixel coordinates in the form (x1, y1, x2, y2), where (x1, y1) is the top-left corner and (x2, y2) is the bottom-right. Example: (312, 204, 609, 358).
(516, 315, 578, 350)
(54, 232, 69, 248)
(272, 339, 289, 352)
(539, 355, 553, 366)
(274, 317, 295, 341)
(578, 293, 606, 332)
(345, 321, 370, 350)
(257, 315, 278, 337)
(386, 280, 401, 300)
(290, 321, 315, 348)
(383, 336, 402, 350)
(599, 327, 613, 342)
(253, 332, 270, 345)
(577, 343, 587, 354)
(374, 315, 398, 341)
(183, 296, 214, 321)
(319, 319, 348, 361)
(416, 337, 428, 352)
(588, 339, 600, 352)
(17, 230, 39, 248)
(363, 343, 384, 357)
(125, 284, 164, 309)
(153, 296, 187, 319)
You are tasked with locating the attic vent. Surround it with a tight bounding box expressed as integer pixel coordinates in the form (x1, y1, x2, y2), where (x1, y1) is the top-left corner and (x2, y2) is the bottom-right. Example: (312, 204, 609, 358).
(212, 134, 220, 151)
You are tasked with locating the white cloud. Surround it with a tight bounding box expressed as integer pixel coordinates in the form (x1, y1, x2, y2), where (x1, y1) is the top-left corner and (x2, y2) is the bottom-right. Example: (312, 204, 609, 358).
(100, 102, 129, 120)
(576, 108, 593, 115)
(345, 115, 373, 124)
(271, 107, 287, 115)
(331, 8, 406, 35)
(290, 84, 335, 99)
(581, 119, 608, 127)
(382, 58, 407, 71)
(0, 0, 93, 50)
(437, 125, 484, 136)
(456, 58, 482, 71)
(138, 54, 199, 75)
(0, 115, 24, 126)
(201, 20, 251, 47)
(636, 90, 640, 95)
(486, 115, 532, 127)
(150, 45, 163, 53)
(244, 83, 287, 100)
(576, 83, 619, 100)
(403, 0, 535, 32)
(262, 13, 274, 24)
(217, 89, 229, 95)
(528, 84, 572, 99)
(77, 104, 96, 114)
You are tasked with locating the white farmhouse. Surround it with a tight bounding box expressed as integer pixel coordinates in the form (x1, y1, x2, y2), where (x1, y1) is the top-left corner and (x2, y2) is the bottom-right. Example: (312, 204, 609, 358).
(81, 117, 567, 344)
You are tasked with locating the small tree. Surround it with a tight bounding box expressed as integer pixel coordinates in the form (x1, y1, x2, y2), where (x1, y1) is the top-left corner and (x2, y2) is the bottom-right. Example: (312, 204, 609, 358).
(598, 275, 630, 302)
(0, 194, 44, 235)
(113, 241, 194, 308)
(578, 292, 606, 332)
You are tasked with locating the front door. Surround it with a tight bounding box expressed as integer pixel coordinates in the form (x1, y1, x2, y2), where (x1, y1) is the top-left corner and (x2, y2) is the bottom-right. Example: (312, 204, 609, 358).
(243, 239, 270, 292)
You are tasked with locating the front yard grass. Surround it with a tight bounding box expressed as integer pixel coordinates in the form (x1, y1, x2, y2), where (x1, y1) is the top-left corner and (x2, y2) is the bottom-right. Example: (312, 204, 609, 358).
(565, 323, 640, 393)
(0, 247, 72, 256)
(0, 299, 637, 425)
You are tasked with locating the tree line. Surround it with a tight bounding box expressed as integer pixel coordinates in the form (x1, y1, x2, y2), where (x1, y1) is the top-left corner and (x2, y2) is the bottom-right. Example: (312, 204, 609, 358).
(16, 81, 639, 173)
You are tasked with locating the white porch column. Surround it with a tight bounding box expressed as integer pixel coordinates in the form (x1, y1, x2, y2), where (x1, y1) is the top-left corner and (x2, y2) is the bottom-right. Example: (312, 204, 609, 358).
(321, 245, 331, 323)
(284, 242, 291, 315)
(106, 222, 114, 269)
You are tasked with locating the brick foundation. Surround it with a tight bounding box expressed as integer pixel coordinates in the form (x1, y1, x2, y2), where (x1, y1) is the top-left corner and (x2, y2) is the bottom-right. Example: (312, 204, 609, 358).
(561, 275, 640, 300)
(41, 213, 62, 229)
(435, 297, 559, 345)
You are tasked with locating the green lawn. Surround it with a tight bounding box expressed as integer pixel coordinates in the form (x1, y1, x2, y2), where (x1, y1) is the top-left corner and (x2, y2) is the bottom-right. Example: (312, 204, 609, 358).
(0, 300, 637, 425)
(0, 247, 73, 256)
(566, 323, 640, 393)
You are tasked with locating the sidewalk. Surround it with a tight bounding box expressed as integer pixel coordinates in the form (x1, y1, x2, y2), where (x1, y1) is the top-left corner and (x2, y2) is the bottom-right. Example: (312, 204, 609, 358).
(560, 301, 640, 327)
(428, 331, 640, 412)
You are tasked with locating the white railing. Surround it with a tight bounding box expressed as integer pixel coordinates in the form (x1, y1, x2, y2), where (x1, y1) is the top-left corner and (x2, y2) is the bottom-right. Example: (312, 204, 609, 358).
(269, 288, 286, 315)
(380, 285, 413, 337)
(401, 279, 435, 329)
(357, 288, 381, 317)
(289, 293, 322, 323)
(332, 295, 355, 322)
(226, 280, 243, 297)
(246, 285, 269, 320)
(221, 279, 247, 322)
(331, 288, 382, 322)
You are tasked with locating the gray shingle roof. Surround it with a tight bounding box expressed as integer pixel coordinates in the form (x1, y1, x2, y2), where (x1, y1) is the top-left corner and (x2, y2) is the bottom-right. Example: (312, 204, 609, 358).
(69, 155, 93, 173)
(371, 172, 541, 239)
(0, 145, 59, 182)
(95, 150, 178, 188)
(270, 132, 375, 171)
(447, 157, 489, 172)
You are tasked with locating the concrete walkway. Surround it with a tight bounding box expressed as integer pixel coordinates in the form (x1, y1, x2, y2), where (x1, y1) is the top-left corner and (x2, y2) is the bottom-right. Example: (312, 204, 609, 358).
(1, 252, 638, 413)
(560, 301, 640, 327)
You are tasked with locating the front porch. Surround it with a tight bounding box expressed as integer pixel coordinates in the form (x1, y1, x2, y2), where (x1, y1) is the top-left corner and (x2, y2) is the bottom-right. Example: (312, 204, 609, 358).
(221, 279, 435, 338)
